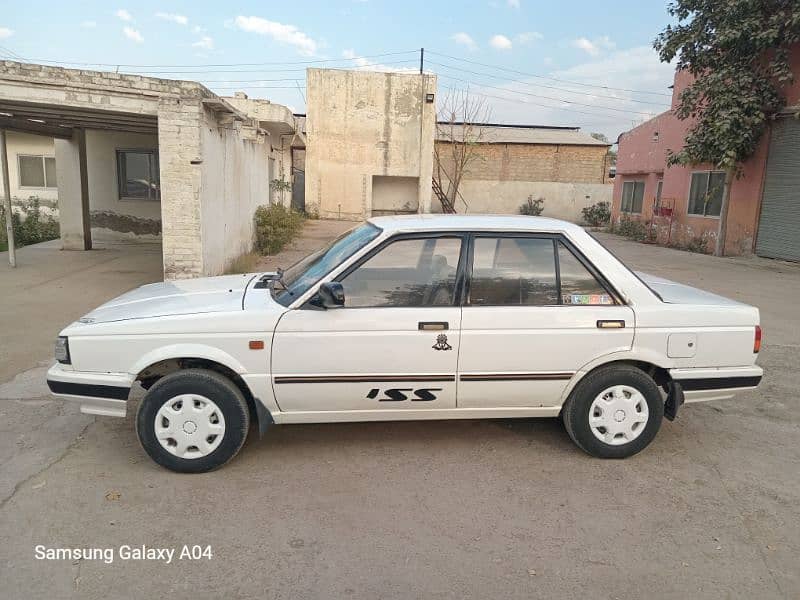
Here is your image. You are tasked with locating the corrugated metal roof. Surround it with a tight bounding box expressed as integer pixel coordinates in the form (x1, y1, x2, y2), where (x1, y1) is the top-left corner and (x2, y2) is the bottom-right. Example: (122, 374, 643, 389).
(435, 122, 609, 146)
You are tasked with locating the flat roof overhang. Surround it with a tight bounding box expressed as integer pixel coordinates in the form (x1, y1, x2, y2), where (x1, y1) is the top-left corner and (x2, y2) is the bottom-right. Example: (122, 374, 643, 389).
(0, 100, 158, 136)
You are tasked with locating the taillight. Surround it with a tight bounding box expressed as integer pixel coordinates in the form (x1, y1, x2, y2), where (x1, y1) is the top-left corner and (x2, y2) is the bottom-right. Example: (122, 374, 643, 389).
(754, 326, 762, 353)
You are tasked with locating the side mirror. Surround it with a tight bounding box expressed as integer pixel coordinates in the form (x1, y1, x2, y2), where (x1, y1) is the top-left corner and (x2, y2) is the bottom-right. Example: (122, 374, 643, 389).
(317, 281, 345, 308)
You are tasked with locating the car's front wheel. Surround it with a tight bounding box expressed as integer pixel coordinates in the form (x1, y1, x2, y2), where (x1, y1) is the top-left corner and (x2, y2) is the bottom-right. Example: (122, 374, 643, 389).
(561, 365, 663, 458)
(135, 369, 250, 473)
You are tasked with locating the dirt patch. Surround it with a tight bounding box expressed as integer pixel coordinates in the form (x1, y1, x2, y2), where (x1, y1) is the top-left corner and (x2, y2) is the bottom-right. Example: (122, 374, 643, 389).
(90, 211, 161, 236)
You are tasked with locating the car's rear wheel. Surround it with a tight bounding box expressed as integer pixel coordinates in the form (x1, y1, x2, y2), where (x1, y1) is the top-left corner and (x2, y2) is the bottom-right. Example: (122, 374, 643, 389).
(561, 365, 663, 458)
(135, 369, 250, 473)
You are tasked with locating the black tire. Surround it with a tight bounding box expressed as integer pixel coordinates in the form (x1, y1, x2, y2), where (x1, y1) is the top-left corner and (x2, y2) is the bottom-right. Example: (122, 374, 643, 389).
(561, 365, 663, 459)
(135, 369, 250, 473)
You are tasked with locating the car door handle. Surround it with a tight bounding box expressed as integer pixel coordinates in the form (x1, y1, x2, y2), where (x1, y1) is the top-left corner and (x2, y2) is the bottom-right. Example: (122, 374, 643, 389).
(597, 320, 626, 329)
(419, 321, 448, 331)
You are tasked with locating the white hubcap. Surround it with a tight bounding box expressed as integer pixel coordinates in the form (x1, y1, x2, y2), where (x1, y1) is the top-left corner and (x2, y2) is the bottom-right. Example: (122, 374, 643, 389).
(154, 394, 226, 459)
(589, 385, 649, 446)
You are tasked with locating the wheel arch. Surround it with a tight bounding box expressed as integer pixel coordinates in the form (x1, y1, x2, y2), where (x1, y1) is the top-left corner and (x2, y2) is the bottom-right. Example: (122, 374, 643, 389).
(132, 350, 272, 435)
(560, 352, 674, 406)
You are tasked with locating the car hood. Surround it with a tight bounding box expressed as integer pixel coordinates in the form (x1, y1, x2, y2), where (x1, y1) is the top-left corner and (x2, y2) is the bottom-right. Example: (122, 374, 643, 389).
(79, 273, 262, 324)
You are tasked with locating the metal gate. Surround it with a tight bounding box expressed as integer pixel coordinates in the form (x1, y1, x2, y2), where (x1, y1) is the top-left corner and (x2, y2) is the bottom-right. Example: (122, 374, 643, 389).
(756, 117, 800, 261)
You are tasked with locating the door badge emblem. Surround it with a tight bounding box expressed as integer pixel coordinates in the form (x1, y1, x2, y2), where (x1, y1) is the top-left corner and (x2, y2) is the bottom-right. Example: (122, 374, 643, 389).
(432, 333, 452, 351)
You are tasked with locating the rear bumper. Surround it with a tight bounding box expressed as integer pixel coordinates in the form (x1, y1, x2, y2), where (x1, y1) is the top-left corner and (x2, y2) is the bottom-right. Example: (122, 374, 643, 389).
(669, 366, 763, 403)
(46, 363, 132, 417)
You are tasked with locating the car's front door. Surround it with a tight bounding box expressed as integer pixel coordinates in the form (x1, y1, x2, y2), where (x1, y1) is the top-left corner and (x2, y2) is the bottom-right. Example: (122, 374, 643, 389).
(458, 234, 635, 408)
(271, 234, 465, 413)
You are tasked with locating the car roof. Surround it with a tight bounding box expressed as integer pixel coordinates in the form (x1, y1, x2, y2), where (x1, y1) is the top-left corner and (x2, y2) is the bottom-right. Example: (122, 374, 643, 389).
(367, 213, 585, 235)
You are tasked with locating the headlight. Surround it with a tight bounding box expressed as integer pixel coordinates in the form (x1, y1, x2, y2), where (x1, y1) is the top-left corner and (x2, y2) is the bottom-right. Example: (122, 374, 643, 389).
(55, 336, 71, 364)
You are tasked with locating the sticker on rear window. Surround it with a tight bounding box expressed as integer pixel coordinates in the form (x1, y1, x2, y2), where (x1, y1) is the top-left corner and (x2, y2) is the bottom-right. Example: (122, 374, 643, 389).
(564, 294, 613, 305)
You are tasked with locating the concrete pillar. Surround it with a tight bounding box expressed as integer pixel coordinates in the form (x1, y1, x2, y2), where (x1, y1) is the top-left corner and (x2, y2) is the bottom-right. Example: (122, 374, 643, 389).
(54, 128, 92, 250)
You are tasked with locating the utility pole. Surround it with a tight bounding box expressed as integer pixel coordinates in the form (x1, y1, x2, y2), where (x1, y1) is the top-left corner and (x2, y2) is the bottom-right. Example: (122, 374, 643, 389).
(0, 128, 15, 267)
(419, 47, 424, 74)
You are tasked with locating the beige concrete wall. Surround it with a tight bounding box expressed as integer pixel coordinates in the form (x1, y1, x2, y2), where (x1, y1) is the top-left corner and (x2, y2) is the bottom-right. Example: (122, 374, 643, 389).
(0, 132, 58, 204)
(432, 180, 612, 223)
(305, 68, 437, 219)
(85, 129, 161, 242)
(199, 113, 270, 276)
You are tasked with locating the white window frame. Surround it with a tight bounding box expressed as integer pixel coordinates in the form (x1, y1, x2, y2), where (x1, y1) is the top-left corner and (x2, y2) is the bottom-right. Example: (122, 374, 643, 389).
(17, 154, 57, 190)
(620, 180, 645, 214)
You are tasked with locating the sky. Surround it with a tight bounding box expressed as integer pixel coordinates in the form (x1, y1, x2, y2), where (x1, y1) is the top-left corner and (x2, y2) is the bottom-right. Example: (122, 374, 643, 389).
(0, 0, 679, 140)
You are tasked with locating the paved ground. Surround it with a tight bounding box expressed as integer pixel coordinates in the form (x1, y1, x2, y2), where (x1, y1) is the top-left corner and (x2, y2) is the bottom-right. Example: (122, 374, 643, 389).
(1, 227, 799, 599)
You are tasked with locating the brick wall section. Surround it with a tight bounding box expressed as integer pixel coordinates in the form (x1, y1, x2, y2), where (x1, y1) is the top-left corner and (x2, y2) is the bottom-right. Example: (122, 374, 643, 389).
(158, 97, 205, 279)
(436, 142, 609, 184)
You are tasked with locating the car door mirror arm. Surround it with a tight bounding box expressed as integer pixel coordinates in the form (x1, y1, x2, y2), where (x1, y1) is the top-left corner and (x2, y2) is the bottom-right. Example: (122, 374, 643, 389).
(316, 281, 345, 309)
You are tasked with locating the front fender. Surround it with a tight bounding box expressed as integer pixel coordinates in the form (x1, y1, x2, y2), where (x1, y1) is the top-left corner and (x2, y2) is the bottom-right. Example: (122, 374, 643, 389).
(128, 343, 249, 378)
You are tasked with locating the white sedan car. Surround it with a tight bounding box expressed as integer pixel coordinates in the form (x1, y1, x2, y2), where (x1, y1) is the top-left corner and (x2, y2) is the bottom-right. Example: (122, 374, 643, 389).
(47, 215, 763, 472)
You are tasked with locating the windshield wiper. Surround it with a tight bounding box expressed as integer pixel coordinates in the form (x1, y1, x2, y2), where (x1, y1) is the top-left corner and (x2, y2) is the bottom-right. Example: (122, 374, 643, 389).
(256, 268, 293, 295)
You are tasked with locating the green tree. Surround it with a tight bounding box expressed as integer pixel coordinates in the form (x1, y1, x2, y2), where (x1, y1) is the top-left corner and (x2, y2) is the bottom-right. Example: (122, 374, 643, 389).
(654, 0, 800, 256)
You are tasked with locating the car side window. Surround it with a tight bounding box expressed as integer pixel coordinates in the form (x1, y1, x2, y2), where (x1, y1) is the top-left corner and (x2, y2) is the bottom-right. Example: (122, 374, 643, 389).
(339, 237, 462, 308)
(557, 242, 614, 305)
(469, 237, 559, 305)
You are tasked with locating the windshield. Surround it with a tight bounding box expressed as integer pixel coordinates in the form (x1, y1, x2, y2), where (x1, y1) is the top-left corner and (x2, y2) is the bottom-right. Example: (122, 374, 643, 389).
(274, 223, 382, 306)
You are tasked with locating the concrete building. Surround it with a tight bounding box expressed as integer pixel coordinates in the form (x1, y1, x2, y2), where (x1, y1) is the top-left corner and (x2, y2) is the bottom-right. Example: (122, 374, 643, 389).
(304, 68, 437, 219)
(433, 123, 612, 220)
(0, 60, 299, 277)
(612, 45, 800, 259)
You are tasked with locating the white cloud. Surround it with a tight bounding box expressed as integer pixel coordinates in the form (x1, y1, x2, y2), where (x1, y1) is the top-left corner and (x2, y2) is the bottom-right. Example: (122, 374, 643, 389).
(80, 20, 97, 28)
(0, 27, 13, 39)
(234, 16, 317, 56)
(192, 25, 206, 34)
(115, 9, 132, 22)
(451, 32, 477, 50)
(516, 31, 542, 44)
(489, 34, 513, 50)
(450, 45, 675, 141)
(507, 0, 520, 7)
(156, 12, 188, 26)
(192, 36, 214, 50)
(341, 49, 417, 73)
(123, 26, 143, 43)
(572, 35, 615, 57)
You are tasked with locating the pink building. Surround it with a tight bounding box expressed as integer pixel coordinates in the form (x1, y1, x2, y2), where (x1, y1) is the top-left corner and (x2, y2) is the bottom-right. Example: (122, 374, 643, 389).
(611, 46, 800, 260)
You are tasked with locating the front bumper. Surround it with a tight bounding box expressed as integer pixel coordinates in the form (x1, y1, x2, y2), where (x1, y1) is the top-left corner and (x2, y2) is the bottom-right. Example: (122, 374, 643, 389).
(668, 366, 763, 403)
(46, 363, 133, 417)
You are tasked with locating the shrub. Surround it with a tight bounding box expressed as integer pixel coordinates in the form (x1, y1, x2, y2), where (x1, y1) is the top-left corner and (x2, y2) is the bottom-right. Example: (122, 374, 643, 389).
(0, 198, 60, 251)
(225, 251, 261, 274)
(615, 215, 647, 242)
(519, 195, 544, 216)
(253, 204, 304, 255)
(581, 201, 611, 227)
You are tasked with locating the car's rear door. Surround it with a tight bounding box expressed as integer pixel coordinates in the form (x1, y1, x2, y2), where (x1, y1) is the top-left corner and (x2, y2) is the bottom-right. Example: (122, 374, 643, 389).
(271, 233, 466, 413)
(457, 234, 634, 408)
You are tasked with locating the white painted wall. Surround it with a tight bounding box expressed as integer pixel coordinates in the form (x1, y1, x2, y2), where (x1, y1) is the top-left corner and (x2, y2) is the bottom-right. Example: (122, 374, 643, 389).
(432, 181, 613, 223)
(0, 132, 58, 204)
(85, 129, 161, 242)
(199, 115, 271, 275)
